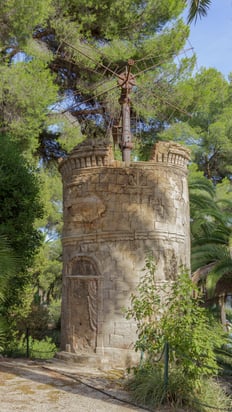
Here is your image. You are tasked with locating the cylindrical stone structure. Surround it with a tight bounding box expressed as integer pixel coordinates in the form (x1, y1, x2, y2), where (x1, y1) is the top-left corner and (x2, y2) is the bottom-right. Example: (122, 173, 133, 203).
(58, 139, 191, 368)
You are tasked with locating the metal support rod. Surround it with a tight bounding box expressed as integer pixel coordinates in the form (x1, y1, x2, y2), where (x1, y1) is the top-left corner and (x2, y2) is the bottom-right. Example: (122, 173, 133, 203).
(163, 342, 169, 398)
(118, 61, 135, 163)
(26, 328, 30, 358)
(121, 99, 133, 162)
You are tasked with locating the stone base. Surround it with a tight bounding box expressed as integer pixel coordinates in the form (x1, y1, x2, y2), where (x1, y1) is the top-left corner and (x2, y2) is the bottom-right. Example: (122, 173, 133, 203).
(55, 348, 140, 371)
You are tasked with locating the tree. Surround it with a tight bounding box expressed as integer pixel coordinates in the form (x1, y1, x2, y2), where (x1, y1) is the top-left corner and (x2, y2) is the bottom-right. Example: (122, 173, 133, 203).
(189, 168, 232, 284)
(187, 0, 212, 23)
(0, 0, 195, 162)
(0, 236, 18, 299)
(158, 67, 232, 318)
(0, 0, 53, 47)
(158, 68, 232, 181)
(0, 135, 44, 345)
(0, 236, 19, 350)
(188, 166, 232, 325)
(0, 135, 43, 265)
(46, 0, 193, 160)
(0, 56, 59, 159)
(33, 239, 62, 305)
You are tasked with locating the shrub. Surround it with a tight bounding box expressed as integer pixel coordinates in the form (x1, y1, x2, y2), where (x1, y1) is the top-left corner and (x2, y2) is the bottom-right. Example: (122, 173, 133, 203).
(17, 303, 50, 340)
(7, 334, 57, 359)
(125, 255, 230, 409)
(28, 336, 57, 359)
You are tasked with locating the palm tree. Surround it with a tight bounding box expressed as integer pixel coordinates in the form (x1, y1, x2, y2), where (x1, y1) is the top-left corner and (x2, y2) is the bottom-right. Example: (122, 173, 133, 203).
(187, 0, 212, 23)
(189, 173, 232, 325)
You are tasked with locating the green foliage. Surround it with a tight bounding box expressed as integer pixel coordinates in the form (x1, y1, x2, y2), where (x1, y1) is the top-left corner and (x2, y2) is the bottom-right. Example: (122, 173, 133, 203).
(0, 0, 193, 162)
(12, 335, 57, 359)
(0, 329, 5, 352)
(1, 267, 35, 327)
(17, 304, 50, 340)
(0, 0, 53, 45)
(0, 136, 45, 345)
(162, 68, 232, 181)
(162, 275, 224, 381)
(126, 363, 194, 408)
(33, 239, 62, 304)
(42, 0, 192, 158)
(0, 315, 8, 352)
(189, 167, 232, 296)
(187, 0, 212, 24)
(53, 0, 186, 40)
(5, 283, 35, 343)
(48, 298, 61, 329)
(127, 368, 232, 411)
(38, 166, 63, 236)
(0, 60, 58, 157)
(44, 113, 84, 155)
(29, 336, 57, 359)
(0, 0, 231, 377)
(215, 346, 232, 376)
(0, 135, 43, 265)
(126, 255, 230, 409)
(126, 255, 225, 385)
(0, 235, 18, 302)
(193, 378, 232, 412)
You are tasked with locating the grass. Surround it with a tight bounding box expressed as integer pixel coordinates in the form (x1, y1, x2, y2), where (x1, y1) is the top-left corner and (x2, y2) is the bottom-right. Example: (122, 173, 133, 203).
(125, 364, 232, 411)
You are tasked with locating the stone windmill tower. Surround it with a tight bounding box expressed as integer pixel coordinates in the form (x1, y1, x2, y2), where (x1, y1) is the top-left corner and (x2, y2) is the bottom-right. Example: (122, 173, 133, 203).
(58, 138, 191, 368)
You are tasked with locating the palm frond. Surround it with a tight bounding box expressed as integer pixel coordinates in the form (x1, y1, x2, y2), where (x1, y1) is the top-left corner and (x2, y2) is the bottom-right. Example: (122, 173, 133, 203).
(187, 0, 212, 24)
(192, 232, 230, 248)
(191, 244, 229, 272)
(190, 194, 217, 213)
(192, 254, 232, 297)
(206, 258, 232, 296)
(189, 182, 215, 197)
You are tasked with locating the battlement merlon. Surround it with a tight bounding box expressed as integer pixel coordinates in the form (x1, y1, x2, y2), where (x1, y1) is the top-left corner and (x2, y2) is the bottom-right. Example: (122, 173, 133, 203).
(150, 141, 191, 168)
(58, 139, 115, 176)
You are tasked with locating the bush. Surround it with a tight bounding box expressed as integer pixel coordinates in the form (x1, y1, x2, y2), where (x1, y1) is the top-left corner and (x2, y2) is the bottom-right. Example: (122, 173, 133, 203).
(17, 303, 50, 340)
(125, 255, 231, 409)
(28, 336, 57, 359)
(6, 334, 57, 359)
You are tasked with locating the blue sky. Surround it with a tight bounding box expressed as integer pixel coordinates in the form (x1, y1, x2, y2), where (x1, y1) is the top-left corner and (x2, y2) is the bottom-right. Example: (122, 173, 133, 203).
(185, 1, 232, 78)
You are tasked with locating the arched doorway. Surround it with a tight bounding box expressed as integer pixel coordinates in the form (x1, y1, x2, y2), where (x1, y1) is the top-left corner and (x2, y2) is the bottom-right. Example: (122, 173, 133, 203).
(66, 256, 99, 353)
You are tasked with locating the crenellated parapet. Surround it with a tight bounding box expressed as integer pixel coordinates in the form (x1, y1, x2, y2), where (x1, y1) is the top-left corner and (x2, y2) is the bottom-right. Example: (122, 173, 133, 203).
(59, 140, 190, 181)
(150, 141, 191, 168)
(59, 138, 115, 178)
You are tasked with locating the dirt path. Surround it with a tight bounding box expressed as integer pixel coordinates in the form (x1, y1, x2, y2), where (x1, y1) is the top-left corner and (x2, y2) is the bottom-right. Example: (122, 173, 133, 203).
(0, 358, 148, 412)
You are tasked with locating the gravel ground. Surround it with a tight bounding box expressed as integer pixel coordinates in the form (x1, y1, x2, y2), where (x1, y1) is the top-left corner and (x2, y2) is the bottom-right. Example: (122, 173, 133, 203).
(0, 358, 149, 412)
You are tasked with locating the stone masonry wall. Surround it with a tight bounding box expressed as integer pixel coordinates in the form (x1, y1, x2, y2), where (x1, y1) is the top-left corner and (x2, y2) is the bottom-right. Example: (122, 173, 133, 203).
(59, 139, 191, 368)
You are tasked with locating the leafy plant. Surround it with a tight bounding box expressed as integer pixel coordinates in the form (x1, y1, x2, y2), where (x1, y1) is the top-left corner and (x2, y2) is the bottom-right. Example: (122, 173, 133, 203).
(126, 255, 229, 408)
(9, 335, 57, 359)
(29, 336, 57, 359)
